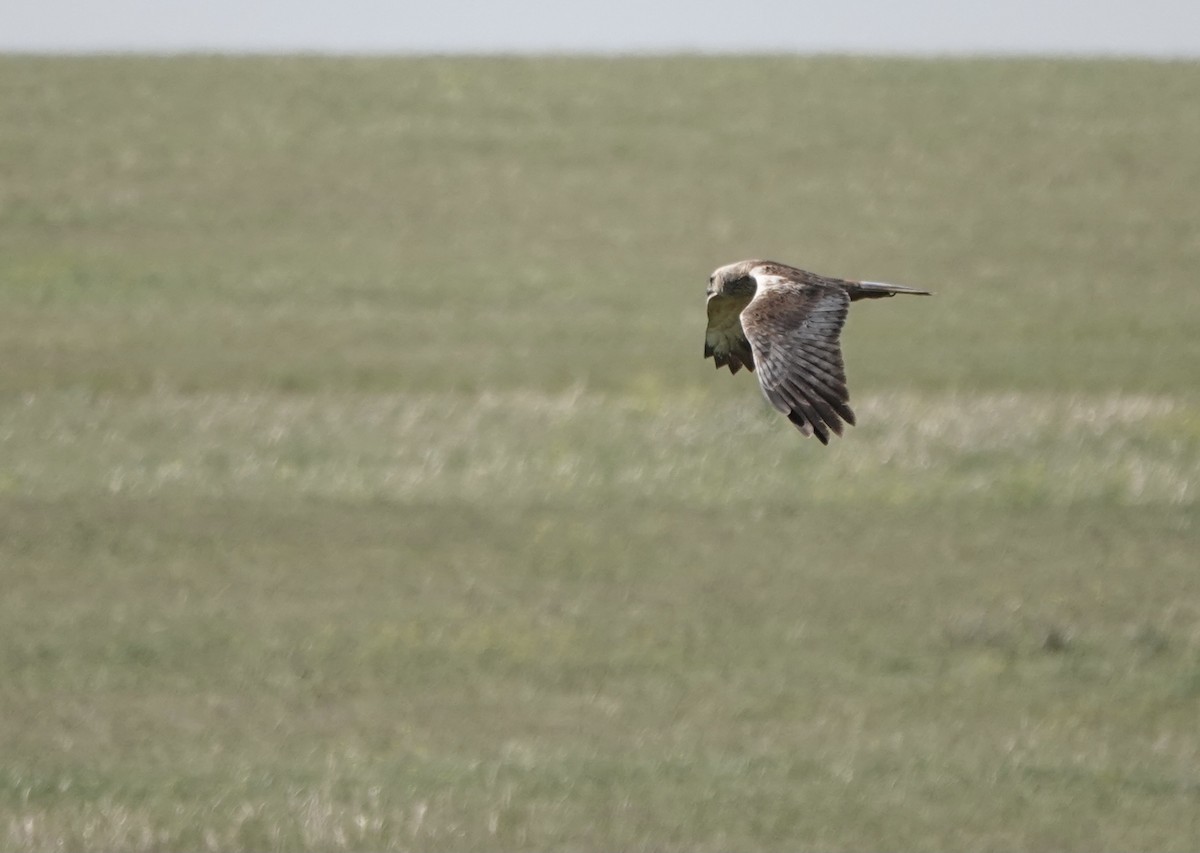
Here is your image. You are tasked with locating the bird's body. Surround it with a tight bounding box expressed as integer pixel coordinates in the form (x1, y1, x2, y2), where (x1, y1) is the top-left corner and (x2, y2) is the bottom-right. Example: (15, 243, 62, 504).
(704, 259, 930, 443)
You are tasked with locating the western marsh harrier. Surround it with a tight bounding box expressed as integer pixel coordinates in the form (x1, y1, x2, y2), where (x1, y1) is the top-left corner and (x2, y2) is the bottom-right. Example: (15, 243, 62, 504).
(705, 259, 930, 443)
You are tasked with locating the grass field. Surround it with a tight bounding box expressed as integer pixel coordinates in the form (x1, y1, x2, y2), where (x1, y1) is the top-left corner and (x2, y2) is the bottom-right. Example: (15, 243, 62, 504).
(2, 55, 1199, 850)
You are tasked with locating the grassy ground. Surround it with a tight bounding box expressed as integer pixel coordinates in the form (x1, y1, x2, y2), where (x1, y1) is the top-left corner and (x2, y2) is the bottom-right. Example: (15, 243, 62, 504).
(1, 55, 1199, 850)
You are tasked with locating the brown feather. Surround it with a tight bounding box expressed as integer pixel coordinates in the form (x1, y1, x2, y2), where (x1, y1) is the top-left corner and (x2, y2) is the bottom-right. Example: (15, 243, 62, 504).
(740, 281, 852, 443)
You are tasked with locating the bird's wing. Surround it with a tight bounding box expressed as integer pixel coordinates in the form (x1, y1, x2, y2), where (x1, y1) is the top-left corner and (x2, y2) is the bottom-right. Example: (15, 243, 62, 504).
(740, 283, 856, 444)
(704, 291, 756, 374)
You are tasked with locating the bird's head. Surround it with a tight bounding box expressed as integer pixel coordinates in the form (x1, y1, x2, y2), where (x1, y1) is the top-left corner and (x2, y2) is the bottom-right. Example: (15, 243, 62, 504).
(707, 259, 764, 299)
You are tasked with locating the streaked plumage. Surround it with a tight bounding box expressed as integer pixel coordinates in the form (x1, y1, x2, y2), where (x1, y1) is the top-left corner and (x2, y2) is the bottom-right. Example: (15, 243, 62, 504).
(704, 259, 930, 444)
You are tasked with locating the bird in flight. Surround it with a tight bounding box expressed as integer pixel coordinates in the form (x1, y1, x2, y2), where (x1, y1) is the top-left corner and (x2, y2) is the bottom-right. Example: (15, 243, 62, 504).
(704, 259, 930, 444)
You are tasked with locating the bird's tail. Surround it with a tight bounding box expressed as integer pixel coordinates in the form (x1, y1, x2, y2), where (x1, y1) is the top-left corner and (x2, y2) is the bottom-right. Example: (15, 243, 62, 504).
(847, 280, 932, 301)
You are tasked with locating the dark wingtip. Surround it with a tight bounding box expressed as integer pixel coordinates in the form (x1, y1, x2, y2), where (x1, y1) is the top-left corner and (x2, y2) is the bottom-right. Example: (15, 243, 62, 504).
(704, 342, 714, 358)
(786, 410, 832, 444)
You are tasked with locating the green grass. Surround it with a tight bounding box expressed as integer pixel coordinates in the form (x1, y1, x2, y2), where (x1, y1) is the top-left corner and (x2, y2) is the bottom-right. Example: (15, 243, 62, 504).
(1, 55, 1199, 850)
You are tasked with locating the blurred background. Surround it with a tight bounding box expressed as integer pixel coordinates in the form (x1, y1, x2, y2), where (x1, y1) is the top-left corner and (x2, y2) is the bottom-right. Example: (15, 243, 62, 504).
(2, 3, 1199, 851)
(6, 0, 1200, 55)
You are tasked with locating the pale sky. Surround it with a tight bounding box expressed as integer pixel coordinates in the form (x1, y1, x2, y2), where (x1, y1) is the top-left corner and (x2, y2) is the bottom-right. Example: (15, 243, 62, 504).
(3, 0, 1200, 55)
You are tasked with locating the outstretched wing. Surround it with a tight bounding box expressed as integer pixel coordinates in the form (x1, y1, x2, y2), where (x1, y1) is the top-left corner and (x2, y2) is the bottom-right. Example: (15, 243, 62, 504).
(740, 284, 856, 444)
(704, 291, 756, 375)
